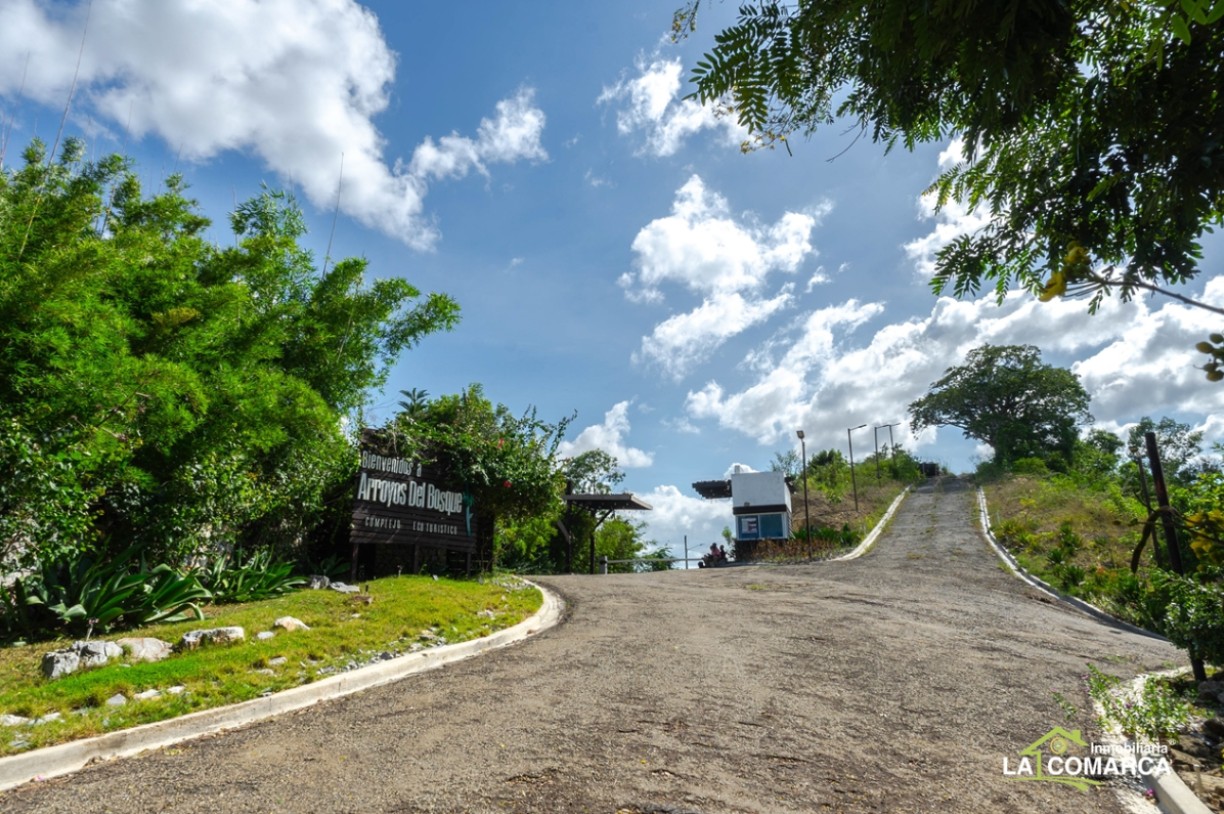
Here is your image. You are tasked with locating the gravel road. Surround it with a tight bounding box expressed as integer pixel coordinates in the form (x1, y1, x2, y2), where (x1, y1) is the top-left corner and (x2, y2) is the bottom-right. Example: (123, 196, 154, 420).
(3, 478, 1184, 813)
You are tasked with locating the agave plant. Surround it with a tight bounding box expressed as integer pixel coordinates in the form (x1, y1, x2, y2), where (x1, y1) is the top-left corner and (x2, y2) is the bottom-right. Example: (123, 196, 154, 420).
(136, 564, 211, 625)
(197, 548, 305, 604)
(13, 547, 212, 636)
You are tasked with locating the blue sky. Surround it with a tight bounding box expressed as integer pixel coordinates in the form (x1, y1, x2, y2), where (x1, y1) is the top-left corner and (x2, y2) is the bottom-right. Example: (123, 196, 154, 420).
(3, 0, 1223, 556)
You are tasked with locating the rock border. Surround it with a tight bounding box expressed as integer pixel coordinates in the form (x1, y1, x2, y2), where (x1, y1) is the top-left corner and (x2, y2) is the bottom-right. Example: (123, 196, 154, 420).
(0, 580, 563, 793)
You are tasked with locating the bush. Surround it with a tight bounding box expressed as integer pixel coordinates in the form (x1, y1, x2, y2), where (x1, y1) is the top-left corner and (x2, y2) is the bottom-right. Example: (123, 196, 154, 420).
(1148, 567, 1224, 665)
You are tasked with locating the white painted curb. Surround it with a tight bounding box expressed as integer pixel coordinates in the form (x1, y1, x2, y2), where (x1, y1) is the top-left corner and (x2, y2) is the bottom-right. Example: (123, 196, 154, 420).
(0, 581, 564, 794)
(832, 486, 911, 561)
(977, 488, 1211, 814)
(976, 488, 1164, 640)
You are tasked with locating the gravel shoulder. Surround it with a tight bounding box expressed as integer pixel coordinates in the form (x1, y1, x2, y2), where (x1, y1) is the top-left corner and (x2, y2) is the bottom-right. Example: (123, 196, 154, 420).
(1, 477, 1183, 813)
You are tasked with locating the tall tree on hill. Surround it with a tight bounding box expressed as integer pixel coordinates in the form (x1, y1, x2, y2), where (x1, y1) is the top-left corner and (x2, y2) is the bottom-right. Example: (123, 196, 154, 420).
(675, 1, 1224, 376)
(909, 344, 1092, 467)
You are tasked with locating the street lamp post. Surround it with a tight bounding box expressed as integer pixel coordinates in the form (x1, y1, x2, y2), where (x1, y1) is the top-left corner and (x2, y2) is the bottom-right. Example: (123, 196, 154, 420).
(873, 422, 902, 483)
(796, 429, 810, 555)
(873, 426, 882, 484)
(847, 423, 867, 512)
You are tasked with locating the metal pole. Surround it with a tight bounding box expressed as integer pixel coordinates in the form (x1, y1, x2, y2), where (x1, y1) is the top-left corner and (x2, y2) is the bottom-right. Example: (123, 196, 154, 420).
(797, 430, 810, 555)
(684, 534, 689, 570)
(847, 424, 866, 512)
(873, 426, 881, 484)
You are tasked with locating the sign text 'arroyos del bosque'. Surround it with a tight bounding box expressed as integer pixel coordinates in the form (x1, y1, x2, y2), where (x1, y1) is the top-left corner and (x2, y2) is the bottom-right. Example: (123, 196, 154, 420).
(351, 442, 476, 553)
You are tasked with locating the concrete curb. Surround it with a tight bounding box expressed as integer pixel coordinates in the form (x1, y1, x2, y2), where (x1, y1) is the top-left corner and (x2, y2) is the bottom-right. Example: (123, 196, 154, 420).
(0, 580, 564, 794)
(832, 485, 911, 561)
(975, 488, 1166, 641)
(977, 488, 1211, 814)
(1149, 766, 1215, 814)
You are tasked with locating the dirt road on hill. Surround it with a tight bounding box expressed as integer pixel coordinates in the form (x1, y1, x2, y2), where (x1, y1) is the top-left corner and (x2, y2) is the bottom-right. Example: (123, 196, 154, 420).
(2, 478, 1184, 813)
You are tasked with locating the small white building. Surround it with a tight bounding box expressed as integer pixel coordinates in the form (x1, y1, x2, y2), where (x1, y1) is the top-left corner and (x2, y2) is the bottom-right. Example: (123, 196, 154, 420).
(693, 469, 793, 546)
(730, 470, 792, 542)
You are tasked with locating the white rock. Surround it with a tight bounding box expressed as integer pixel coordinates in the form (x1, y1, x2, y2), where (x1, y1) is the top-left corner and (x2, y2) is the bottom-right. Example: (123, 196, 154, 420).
(73, 640, 123, 668)
(0, 714, 31, 727)
(166, 686, 186, 695)
(256, 631, 276, 641)
(41, 651, 80, 680)
(180, 626, 245, 650)
(134, 689, 161, 701)
(32, 712, 61, 725)
(268, 657, 288, 666)
(273, 616, 310, 632)
(116, 637, 173, 663)
(105, 694, 127, 707)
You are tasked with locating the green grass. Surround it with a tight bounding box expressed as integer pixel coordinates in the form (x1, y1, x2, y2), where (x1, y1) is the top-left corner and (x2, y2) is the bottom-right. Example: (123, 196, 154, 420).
(0, 574, 541, 755)
(982, 474, 1151, 619)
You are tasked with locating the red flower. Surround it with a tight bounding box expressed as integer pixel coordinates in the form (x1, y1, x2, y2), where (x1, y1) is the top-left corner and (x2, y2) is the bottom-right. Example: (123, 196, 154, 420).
(503, 480, 512, 488)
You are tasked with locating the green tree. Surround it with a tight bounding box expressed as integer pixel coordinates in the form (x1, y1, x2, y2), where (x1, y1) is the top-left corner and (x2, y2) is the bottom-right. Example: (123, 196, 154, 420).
(1071, 428, 1125, 485)
(909, 345, 1092, 467)
(0, 139, 458, 568)
(677, 1, 1224, 374)
(770, 449, 801, 477)
(573, 518, 661, 574)
(1125, 416, 1204, 485)
(390, 385, 574, 569)
(561, 449, 625, 494)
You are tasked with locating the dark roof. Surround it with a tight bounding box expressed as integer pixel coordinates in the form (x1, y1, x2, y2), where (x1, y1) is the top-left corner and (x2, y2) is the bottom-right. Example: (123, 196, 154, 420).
(692, 479, 732, 499)
(563, 493, 653, 511)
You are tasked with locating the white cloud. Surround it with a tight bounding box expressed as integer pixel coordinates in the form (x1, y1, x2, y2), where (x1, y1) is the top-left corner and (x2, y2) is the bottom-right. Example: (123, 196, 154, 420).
(624, 175, 827, 378)
(598, 55, 745, 156)
(684, 285, 1224, 465)
(634, 289, 794, 378)
(672, 138, 1224, 467)
(633, 484, 732, 557)
(558, 401, 654, 469)
(903, 138, 992, 279)
(0, 0, 545, 249)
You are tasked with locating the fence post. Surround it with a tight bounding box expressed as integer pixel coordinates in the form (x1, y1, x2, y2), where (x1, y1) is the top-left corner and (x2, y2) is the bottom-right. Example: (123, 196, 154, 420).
(599, 555, 608, 575)
(1146, 430, 1206, 683)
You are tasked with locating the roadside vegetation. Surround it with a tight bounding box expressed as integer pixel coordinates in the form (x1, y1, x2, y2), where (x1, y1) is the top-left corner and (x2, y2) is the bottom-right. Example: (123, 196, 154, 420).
(0, 139, 656, 650)
(0, 139, 636, 755)
(0, 574, 540, 756)
(979, 416, 1224, 676)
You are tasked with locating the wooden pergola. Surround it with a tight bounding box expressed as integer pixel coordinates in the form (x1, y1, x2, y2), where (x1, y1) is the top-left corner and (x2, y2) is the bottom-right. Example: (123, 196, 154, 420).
(558, 493, 653, 574)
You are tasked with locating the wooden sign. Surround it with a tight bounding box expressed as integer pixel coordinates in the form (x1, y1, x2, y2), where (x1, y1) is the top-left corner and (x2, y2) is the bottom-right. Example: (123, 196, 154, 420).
(351, 430, 476, 553)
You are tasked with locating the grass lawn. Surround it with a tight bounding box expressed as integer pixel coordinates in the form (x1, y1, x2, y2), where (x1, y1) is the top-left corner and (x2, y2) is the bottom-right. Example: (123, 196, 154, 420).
(980, 474, 1151, 619)
(0, 574, 541, 755)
